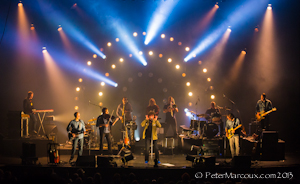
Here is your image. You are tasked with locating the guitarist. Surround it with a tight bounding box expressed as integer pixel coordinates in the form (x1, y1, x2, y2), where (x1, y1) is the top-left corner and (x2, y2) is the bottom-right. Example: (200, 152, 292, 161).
(225, 113, 241, 158)
(96, 108, 118, 155)
(66, 112, 86, 163)
(256, 93, 273, 130)
(117, 97, 133, 141)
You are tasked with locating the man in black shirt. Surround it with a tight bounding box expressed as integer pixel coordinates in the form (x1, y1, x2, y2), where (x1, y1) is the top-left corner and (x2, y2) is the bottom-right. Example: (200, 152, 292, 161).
(205, 101, 223, 135)
(23, 91, 37, 135)
(163, 96, 178, 137)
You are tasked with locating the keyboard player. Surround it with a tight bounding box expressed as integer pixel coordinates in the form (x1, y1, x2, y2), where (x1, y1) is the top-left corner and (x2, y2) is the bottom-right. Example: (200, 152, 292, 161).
(23, 91, 37, 135)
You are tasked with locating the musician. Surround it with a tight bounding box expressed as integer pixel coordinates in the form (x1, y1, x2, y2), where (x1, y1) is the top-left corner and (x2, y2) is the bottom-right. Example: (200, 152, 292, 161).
(117, 97, 133, 140)
(163, 96, 178, 137)
(205, 101, 223, 135)
(146, 98, 160, 116)
(66, 112, 86, 163)
(141, 111, 162, 164)
(23, 91, 37, 135)
(225, 113, 241, 158)
(96, 108, 117, 155)
(256, 93, 273, 130)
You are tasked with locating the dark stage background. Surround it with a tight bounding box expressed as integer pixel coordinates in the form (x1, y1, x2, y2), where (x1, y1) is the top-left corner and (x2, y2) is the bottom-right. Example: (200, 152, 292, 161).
(0, 0, 299, 152)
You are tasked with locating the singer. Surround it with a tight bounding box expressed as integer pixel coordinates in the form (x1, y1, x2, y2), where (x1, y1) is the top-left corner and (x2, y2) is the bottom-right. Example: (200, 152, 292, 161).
(141, 111, 161, 164)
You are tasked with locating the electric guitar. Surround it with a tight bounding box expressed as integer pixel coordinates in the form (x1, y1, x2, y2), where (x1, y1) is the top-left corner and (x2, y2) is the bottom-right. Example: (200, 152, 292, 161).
(227, 124, 242, 139)
(256, 107, 277, 122)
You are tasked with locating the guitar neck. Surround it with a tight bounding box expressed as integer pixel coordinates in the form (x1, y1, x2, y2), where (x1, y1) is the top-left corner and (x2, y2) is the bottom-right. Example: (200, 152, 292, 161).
(233, 124, 242, 131)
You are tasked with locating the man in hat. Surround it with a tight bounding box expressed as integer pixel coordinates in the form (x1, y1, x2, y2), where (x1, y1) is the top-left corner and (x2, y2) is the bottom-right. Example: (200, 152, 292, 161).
(141, 111, 161, 164)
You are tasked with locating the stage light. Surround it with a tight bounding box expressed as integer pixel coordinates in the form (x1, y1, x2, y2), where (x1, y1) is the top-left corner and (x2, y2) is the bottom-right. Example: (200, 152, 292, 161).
(105, 73, 109, 77)
(227, 26, 231, 32)
(203, 68, 207, 73)
(267, 4, 272, 10)
(107, 42, 112, 47)
(143, 32, 146, 35)
(78, 78, 82, 82)
(116, 38, 119, 42)
(186, 82, 190, 86)
(129, 54, 132, 57)
(188, 92, 193, 96)
(99, 102, 103, 106)
(112, 64, 116, 69)
(210, 86, 214, 90)
(198, 61, 202, 65)
(182, 73, 186, 77)
(175, 65, 180, 69)
(185, 47, 190, 51)
(178, 42, 182, 46)
(100, 82, 105, 86)
(189, 102, 192, 107)
(100, 48, 103, 51)
(168, 58, 172, 63)
(75, 97, 78, 100)
(18, 2, 22, 7)
(93, 54, 97, 58)
(139, 51, 143, 55)
(170, 37, 174, 41)
(42, 47, 47, 53)
(211, 95, 215, 99)
(30, 24, 34, 30)
(193, 54, 196, 58)
(215, 3, 219, 9)
(241, 50, 246, 55)
(76, 87, 80, 92)
(74, 106, 79, 110)
(207, 78, 211, 82)
(133, 32, 138, 37)
(255, 27, 259, 32)
(119, 58, 124, 62)
(149, 51, 153, 55)
(103, 55, 106, 59)
(184, 108, 189, 113)
(159, 54, 163, 58)
(58, 25, 62, 31)
(99, 92, 103, 96)
(161, 34, 165, 38)
(87, 61, 92, 66)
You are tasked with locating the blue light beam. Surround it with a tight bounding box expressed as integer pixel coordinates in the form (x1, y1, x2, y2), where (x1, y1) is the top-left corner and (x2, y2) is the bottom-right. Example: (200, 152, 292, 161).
(47, 48, 117, 87)
(144, 0, 179, 45)
(184, 0, 267, 62)
(112, 20, 147, 66)
(39, 1, 106, 59)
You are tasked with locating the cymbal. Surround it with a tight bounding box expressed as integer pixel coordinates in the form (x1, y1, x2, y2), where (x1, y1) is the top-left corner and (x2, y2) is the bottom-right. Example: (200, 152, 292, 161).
(197, 114, 205, 117)
(90, 123, 96, 126)
(88, 118, 97, 122)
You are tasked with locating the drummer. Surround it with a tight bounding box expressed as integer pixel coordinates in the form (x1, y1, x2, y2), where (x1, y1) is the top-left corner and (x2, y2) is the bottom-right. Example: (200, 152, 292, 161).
(205, 101, 223, 136)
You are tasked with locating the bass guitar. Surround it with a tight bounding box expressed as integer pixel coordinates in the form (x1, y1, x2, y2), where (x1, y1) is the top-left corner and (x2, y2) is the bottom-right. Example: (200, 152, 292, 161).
(256, 107, 277, 122)
(227, 124, 242, 139)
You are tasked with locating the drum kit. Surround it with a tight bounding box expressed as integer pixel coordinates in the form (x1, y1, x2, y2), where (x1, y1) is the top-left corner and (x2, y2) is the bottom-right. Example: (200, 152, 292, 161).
(181, 106, 231, 138)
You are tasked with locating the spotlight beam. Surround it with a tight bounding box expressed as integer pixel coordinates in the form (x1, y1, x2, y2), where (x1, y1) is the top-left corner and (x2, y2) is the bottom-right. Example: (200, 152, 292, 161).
(46, 48, 118, 87)
(184, 0, 268, 62)
(38, 1, 106, 59)
(144, 0, 179, 45)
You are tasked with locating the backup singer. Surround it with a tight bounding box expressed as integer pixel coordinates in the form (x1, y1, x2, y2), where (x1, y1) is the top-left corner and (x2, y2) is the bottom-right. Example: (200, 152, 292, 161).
(141, 111, 161, 164)
(96, 108, 118, 155)
(66, 112, 86, 163)
(117, 97, 133, 139)
(163, 96, 178, 137)
(225, 113, 241, 158)
(23, 91, 37, 135)
(146, 98, 160, 116)
(256, 93, 273, 130)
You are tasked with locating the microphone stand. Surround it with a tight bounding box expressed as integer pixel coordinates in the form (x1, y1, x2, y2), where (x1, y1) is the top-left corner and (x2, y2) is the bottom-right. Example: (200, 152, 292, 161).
(223, 94, 235, 113)
(89, 101, 102, 110)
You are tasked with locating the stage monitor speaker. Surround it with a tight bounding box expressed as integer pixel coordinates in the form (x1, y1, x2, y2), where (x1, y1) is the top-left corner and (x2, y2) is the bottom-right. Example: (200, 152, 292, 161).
(232, 156, 251, 168)
(76, 155, 97, 167)
(262, 131, 278, 161)
(22, 142, 36, 158)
